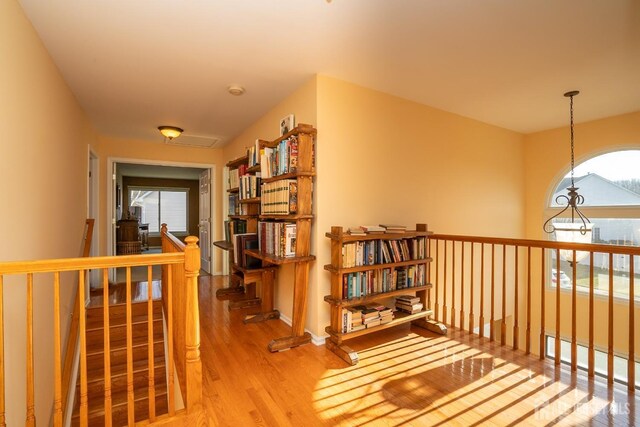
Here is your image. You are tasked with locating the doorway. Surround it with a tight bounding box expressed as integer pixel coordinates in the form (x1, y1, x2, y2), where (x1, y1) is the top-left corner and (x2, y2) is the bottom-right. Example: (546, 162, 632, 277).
(108, 159, 216, 282)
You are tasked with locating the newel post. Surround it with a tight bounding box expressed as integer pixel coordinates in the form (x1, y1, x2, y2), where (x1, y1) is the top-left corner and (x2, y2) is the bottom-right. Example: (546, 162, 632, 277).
(183, 236, 202, 411)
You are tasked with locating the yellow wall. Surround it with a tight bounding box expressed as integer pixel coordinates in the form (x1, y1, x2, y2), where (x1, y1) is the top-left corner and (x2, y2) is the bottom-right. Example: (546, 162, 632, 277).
(523, 111, 640, 357)
(0, 0, 98, 424)
(94, 136, 225, 271)
(222, 75, 524, 337)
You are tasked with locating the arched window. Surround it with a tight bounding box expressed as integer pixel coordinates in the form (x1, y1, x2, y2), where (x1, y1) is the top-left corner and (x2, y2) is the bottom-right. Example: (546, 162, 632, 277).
(546, 149, 640, 301)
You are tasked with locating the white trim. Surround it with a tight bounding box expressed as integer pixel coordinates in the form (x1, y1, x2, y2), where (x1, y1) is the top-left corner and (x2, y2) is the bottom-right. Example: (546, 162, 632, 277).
(107, 157, 217, 272)
(278, 312, 327, 346)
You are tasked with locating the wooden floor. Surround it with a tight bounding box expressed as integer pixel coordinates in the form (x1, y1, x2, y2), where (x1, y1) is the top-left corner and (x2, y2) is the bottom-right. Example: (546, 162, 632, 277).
(99, 275, 637, 425)
(197, 275, 637, 426)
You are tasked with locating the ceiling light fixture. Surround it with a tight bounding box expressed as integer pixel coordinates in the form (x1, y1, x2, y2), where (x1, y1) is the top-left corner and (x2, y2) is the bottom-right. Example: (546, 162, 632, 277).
(543, 91, 592, 260)
(158, 126, 184, 140)
(227, 85, 245, 96)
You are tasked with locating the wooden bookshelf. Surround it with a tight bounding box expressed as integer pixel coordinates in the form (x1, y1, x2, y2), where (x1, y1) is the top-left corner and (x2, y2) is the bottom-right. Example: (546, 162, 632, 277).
(217, 124, 317, 352)
(324, 224, 444, 365)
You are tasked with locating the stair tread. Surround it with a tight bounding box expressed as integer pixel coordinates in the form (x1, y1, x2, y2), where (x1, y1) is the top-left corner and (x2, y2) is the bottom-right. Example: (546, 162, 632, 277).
(80, 355, 167, 385)
(72, 387, 168, 419)
(86, 335, 165, 356)
(86, 316, 162, 333)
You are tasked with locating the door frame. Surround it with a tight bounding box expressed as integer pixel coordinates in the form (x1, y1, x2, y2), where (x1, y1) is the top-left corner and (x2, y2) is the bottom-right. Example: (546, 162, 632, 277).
(106, 157, 217, 274)
(87, 146, 100, 292)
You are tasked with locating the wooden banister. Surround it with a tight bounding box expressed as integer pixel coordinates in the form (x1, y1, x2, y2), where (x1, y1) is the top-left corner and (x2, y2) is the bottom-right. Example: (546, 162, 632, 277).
(430, 233, 640, 389)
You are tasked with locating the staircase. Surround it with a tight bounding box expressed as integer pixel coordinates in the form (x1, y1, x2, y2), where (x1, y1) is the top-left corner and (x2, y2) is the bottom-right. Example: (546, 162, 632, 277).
(71, 299, 168, 426)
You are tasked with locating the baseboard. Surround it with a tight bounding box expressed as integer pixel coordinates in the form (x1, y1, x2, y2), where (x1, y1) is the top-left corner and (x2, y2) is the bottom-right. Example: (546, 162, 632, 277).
(278, 313, 326, 346)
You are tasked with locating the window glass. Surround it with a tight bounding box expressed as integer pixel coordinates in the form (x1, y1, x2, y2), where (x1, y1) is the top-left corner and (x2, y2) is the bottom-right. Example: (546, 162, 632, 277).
(551, 150, 640, 207)
(129, 188, 188, 233)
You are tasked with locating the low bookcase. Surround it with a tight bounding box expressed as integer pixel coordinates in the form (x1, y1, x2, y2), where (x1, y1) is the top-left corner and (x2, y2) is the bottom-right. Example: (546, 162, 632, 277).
(324, 223, 437, 365)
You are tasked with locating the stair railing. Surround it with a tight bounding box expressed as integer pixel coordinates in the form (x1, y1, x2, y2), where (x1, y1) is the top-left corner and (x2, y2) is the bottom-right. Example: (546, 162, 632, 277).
(0, 226, 203, 426)
(430, 233, 638, 391)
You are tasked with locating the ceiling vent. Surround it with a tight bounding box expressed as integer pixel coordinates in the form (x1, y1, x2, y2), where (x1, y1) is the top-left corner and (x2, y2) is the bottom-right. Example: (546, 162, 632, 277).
(165, 134, 221, 148)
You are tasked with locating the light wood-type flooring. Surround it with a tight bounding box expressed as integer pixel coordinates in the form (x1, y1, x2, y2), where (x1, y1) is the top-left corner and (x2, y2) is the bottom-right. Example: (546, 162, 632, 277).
(103, 275, 638, 425)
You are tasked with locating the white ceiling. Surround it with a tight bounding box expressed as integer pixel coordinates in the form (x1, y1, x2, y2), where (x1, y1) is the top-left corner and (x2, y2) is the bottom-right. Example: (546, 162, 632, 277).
(18, 0, 640, 145)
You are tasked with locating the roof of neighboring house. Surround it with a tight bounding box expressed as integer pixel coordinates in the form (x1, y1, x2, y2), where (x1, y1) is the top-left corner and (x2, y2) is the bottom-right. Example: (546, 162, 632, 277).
(552, 173, 640, 206)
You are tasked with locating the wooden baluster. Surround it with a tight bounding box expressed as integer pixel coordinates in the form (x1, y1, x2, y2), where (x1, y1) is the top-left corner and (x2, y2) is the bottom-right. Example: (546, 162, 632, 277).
(501, 245, 507, 345)
(460, 242, 465, 331)
(628, 255, 635, 392)
(0, 275, 4, 427)
(469, 243, 475, 333)
(26, 273, 35, 426)
(126, 267, 135, 425)
(526, 246, 531, 355)
(78, 270, 88, 425)
(540, 249, 546, 360)
(608, 253, 614, 384)
(147, 265, 156, 421)
(513, 246, 519, 351)
(479, 244, 485, 338)
(555, 249, 561, 366)
(588, 252, 595, 377)
(571, 250, 577, 371)
(183, 237, 202, 411)
(53, 273, 62, 426)
(434, 240, 439, 321)
(490, 244, 495, 342)
(451, 241, 456, 327)
(426, 238, 431, 309)
(103, 269, 112, 427)
(167, 266, 175, 415)
(443, 241, 448, 325)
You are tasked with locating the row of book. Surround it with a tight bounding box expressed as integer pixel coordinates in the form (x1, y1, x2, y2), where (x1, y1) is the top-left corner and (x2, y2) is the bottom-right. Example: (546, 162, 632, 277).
(232, 233, 261, 269)
(257, 221, 296, 258)
(224, 219, 247, 242)
(228, 164, 249, 189)
(341, 264, 426, 298)
(247, 140, 261, 168)
(260, 179, 297, 215)
(346, 224, 408, 235)
(341, 237, 427, 268)
(395, 295, 424, 314)
(341, 304, 394, 333)
(238, 174, 261, 200)
(261, 135, 299, 179)
(228, 194, 251, 216)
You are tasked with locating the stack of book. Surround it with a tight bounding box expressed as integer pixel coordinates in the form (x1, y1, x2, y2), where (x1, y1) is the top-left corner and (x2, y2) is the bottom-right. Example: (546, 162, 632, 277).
(360, 225, 385, 234)
(380, 224, 407, 233)
(346, 226, 366, 236)
(228, 164, 247, 189)
(349, 304, 395, 329)
(232, 233, 261, 269)
(341, 307, 365, 333)
(395, 295, 424, 314)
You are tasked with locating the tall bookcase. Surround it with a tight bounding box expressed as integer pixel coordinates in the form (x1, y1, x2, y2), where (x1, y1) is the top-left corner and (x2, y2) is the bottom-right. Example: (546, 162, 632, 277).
(216, 124, 317, 352)
(324, 224, 438, 365)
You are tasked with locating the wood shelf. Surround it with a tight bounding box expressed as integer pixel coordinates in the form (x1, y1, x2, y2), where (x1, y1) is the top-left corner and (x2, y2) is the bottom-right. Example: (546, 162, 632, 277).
(261, 171, 315, 184)
(213, 240, 233, 251)
(247, 164, 261, 173)
(244, 250, 316, 266)
(262, 124, 317, 149)
(228, 215, 258, 220)
(259, 214, 313, 220)
(226, 155, 249, 169)
(324, 258, 432, 274)
(325, 309, 433, 341)
(324, 284, 433, 307)
(227, 187, 239, 193)
(239, 197, 261, 204)
(325, 230, 433, 242)
(231, 264, 277, 274)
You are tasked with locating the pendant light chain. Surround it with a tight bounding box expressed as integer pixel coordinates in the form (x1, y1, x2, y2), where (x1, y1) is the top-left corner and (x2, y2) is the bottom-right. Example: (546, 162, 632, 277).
(569, 94, 575, 188)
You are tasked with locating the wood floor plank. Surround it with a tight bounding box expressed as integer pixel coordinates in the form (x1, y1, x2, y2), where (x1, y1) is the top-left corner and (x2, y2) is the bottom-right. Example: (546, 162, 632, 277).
(197, 275, 638, 426)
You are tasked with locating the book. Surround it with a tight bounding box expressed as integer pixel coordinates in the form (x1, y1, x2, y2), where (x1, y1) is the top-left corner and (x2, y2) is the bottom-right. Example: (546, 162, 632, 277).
(396, 295, 421, 304)
(360, 225, 385, 233)
(380, 224, 407, 233)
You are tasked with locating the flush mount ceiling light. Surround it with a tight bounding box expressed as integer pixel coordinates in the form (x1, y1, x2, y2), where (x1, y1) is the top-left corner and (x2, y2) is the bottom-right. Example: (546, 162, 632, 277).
(227, 85, 245, 96)
(158, 126, 184, 140)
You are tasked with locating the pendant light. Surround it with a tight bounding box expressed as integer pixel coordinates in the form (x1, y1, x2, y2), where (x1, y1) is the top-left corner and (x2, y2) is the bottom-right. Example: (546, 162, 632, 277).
(543, 91, 592, 262)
